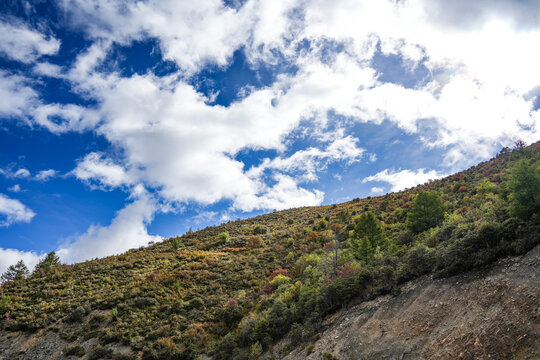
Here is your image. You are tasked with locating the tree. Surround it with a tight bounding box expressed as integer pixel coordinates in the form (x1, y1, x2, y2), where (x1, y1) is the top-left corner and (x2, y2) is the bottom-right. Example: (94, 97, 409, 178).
(350, 236, 373, 261)
(507, 157, 540, 219)
(1, 260, 29, 282)
(329, 224, 343, 275)
(34, 251, 61, 274)
(353, 212, 387, 249)
(407, 192, 445, 234)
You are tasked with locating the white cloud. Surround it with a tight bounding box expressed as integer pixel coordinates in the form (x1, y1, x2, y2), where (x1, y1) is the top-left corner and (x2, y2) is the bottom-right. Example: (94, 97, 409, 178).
(0, 20, 60, 63)
(13, 169, 30, 178)
(363, 168, 447, 192)
(0, 71, 38, 119)
(0, 248, 42, 276)
(72, 152, 134, 189)
(370, 186, 384, 195)
(8, 184, 21, 193)
(57, 192, 160, 264)
(35, 169, 57, 181)
(62, 0, 254, 74)
(249, 135, 365, 182)
(0, 193, 36, 227)
(31, 103, 97, 134)
(233, 174, 324, 211)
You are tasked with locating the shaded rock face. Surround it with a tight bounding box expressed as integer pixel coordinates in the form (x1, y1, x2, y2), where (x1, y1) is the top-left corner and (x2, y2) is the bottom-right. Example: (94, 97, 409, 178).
(0, 330, 65, 360)
(283, 245, 540, 360)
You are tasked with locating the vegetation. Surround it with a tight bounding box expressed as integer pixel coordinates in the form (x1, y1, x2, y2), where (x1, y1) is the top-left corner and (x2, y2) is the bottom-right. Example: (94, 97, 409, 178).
(407, 191, 445, 233)
(1, 260, 29, 282)
(33, 251, 61, 274)
(0, 142, 539, 359)
(507, 157, 540, 219)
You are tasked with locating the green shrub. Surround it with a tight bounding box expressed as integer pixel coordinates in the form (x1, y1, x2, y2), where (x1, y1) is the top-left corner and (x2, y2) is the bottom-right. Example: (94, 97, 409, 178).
(64, 345, 86, 357)
(172, 237, 182, 250)
(253, 225, 267, 235)
(67, 306, 88, 323)
(218, 232, 230, 244)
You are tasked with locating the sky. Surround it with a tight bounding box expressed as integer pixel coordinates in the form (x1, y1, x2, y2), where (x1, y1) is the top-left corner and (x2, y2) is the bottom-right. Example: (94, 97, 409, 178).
(0, 0, 539, 273)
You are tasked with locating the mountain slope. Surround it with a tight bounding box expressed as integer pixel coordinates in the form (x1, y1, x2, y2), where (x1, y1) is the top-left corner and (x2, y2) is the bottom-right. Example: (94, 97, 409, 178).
(0, 143, 539, 359)
(279, 243, 540, 360)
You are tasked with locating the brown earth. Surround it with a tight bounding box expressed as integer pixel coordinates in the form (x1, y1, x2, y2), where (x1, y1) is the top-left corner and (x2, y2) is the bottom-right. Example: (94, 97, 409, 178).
(278, 244, 540, 360)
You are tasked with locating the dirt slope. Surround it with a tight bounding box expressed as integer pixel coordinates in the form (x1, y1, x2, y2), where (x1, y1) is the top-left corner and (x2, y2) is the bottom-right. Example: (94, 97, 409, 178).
(280, 244, 540, 360)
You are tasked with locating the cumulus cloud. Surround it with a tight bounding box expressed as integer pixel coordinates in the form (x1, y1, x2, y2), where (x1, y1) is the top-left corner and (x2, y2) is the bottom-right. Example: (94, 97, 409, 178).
(0, 71, 38, 119)
(0, 193, 36, 227)
(3, 0, 540, 266)
(363, 168, 447, 192)
(62, 61, 375, 211)
(57, 192, 160, 263)
(62, 0, 253, 74)
(0, 19, 60, 63)
(0, 248, 42, 276)
(73, 153, 134, 189)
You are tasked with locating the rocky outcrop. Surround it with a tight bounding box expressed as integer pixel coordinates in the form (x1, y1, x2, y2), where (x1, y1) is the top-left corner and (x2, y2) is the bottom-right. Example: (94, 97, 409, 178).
(280, 244, 540, 360)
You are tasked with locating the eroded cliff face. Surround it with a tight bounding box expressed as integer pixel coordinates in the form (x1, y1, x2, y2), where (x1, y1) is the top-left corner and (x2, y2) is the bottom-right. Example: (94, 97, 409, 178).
(278, 244, 540, 360)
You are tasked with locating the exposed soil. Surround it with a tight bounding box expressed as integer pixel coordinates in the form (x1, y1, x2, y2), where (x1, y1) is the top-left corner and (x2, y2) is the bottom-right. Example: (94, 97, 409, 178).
(279, 244, 540, 360)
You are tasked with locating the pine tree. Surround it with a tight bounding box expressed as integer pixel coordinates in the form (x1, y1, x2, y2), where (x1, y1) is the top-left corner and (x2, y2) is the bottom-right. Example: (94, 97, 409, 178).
(353, 212, 387, 249)
(407, 192, 445, 234)
(507, 157, 540, 219)
(1, 260, 29, 282)
(33, 251, 61, 274)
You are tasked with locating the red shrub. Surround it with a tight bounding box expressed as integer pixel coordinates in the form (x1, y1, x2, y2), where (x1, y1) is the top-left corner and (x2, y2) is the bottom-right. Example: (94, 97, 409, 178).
(306, 231, 318, 242)
(260, 282, 274, 295)
(329, 223, 342, 233)
(336, 262, 362, 278)
(269, 268, 290, 281)
(323, 241, 336, 252)
(226, 299, 238, 308)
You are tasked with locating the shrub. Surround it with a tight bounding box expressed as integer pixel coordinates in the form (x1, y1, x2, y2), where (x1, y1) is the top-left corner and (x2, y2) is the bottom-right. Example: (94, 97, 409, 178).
(253, 225, 267, 235)
(246, 236, 264, 249)
(187, 297, 205, 310)
(67, 306, 87, 323)
(218, 232, 230, 244)
(64, 345, 86, 357)
(172, 238, 182, 250)
(269, 268, 290, 281)
(110, 307, 118, 322)
(269, 274, 291, 289)
(0, 296, 12, 314)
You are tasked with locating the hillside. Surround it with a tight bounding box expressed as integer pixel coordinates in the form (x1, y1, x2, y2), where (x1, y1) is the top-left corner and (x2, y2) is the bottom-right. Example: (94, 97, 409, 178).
(0, 143, 539, 360)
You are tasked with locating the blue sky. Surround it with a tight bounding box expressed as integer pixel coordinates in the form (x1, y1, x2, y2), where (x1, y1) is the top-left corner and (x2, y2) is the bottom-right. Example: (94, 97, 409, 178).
(1, 0, 539, 272)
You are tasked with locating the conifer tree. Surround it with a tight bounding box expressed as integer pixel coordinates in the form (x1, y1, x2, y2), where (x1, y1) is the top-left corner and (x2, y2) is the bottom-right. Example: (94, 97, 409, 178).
(33, 251, 61, 274)
(1, 260, 29, 282)
(507, 157, 540, 219)
(407, 192, 444, 234)
(353, 212, 387, 249)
